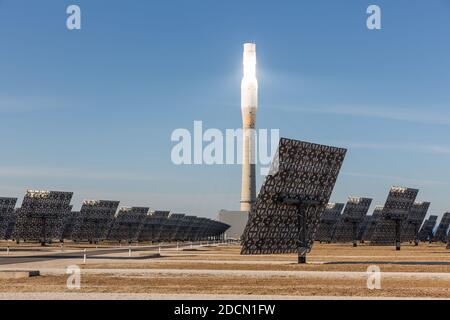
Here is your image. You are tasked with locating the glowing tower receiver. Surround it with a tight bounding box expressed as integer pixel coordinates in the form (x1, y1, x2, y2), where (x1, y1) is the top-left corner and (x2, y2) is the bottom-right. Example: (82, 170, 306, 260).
(240, 43, 258, 212)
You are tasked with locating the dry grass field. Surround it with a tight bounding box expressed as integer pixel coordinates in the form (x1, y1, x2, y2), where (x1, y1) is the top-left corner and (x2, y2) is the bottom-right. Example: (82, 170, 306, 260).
(0, 242, 449, 299)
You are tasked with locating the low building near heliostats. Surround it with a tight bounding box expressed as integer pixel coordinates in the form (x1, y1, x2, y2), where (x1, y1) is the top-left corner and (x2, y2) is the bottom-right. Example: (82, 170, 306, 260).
(217, 210, 248, 239)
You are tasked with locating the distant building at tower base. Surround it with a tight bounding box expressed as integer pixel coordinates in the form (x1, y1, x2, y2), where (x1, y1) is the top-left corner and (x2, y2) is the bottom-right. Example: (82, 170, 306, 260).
(217, 210, 249, 239)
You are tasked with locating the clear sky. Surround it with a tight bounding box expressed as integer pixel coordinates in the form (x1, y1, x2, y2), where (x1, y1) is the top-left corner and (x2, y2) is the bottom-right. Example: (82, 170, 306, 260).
(0, 0, 449, 221)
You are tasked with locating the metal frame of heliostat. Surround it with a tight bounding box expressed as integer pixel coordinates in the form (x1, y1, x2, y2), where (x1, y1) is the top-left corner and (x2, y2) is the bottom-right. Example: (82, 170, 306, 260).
(71, 200, 120, 244)
(370, 187, 419, 250)
(108, 207, 149, 244)
(433, 212, 450, 243)
(315, 203, 344, 243)
(333, 197, 372, 247)
(137, 210, 170, 243)
(360, 206, 383, 243)
(241, 138, 346, 264)
(401, 202, 430, 246)
(14, 190, 73, 245)
(419, 215, 438, 242)
(0, 198, 17, 240)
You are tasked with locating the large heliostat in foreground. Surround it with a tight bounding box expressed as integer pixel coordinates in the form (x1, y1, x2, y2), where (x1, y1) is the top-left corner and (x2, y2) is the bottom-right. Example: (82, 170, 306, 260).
(241, 137, 346, 263)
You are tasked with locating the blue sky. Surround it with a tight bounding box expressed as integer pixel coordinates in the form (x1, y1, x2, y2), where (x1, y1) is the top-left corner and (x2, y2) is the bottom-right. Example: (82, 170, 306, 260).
(0, 0, 449, 220)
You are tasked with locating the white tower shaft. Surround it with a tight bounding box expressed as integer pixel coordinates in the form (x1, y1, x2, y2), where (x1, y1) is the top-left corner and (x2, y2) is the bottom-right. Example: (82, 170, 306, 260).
(240, 43, 258, 212)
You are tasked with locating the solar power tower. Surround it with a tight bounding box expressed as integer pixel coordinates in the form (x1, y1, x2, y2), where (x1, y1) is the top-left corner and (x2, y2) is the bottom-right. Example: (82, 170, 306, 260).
(71, 200, 119, 243)
(108, 207, 149, 243)
(433, 212, 450, 243)
(371, 187, 419, 250)
(0, 198, 17, 240)
(401, 202, 430, 245)
(241, 138, 346, 263)
(360, 206, 383, 242)
(315, 203, 344, 243)
(418, 215, 438, 242)
(14, 190, 73, 245)
(333, 197, 372, 247)
(137, 210, 170, 242)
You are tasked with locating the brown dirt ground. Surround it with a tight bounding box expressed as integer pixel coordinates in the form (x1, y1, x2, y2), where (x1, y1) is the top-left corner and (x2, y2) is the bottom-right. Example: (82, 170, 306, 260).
(86, 243, 450, 273)
(1, 243, 450, 298)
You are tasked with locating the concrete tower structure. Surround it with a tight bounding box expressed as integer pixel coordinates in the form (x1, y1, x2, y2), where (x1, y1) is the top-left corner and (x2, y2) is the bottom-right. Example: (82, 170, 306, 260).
(240, 43, 258, 212)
